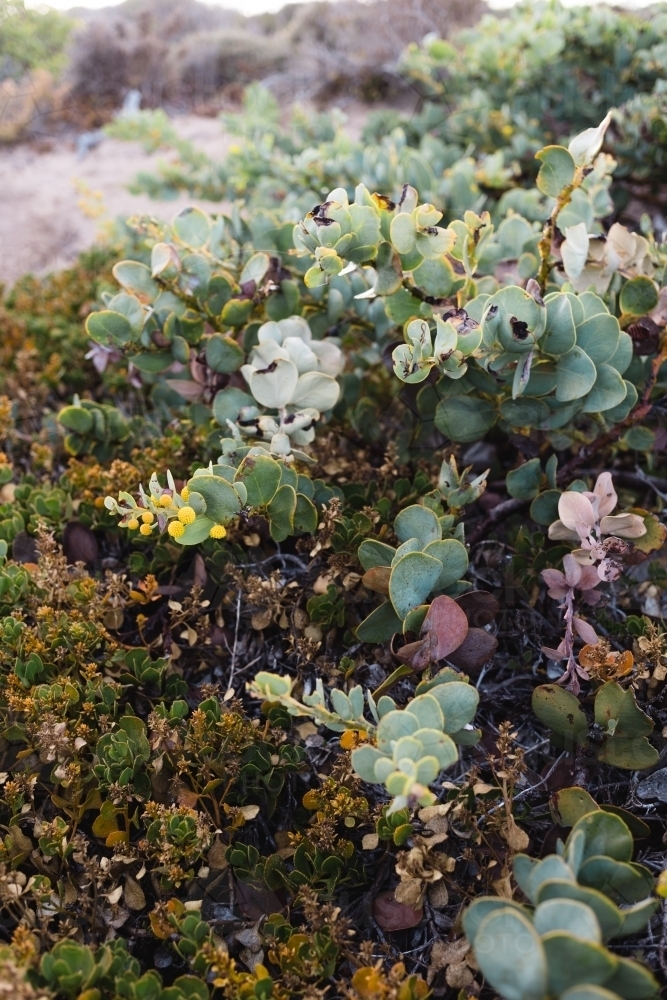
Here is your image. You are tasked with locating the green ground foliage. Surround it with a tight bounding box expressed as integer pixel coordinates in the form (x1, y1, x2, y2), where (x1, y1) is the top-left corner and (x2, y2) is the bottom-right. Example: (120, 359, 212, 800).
(0, 3, 666, 999)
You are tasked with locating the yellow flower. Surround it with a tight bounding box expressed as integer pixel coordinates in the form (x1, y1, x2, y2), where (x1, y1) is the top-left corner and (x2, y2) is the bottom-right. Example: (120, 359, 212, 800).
(657, 869, 667, 898)
(158, 494, 172, 507)
(141, 511, 154, 524)
(209, 524, 227, 539)
(127, 518, 140, 530)
(139, 523, 153, 536)
(168, 520, 185, 538)
(178, 506, 196, 525)
(180, 486, 190, 502)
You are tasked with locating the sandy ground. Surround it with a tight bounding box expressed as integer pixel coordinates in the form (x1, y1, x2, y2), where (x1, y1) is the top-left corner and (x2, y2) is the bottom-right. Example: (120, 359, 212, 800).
(0, 115, 234, 287)
(0, 102, 376, 288)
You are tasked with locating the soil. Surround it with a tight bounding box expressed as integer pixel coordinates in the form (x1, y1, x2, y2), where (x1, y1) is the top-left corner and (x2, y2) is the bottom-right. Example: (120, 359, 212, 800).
(0, 115, 232, 288)
(0, 101, 376, 288)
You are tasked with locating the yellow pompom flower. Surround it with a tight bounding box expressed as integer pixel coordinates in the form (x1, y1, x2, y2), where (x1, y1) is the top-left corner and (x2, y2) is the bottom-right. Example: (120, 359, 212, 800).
(209, 524, 227, 539)
(139, 523, 153, 536)
(141, 511, 154, 524)
(178, 506, 196, 525)
(158, 494, 172, 507)
(127, 518, 140, 530)
(180, 486, 190, 502)
(168, 520, 185, 538)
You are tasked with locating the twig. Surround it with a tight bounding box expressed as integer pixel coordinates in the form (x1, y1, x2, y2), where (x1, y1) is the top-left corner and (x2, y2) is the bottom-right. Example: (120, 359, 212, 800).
(480, 751, 568, 822)
(226, 588, 242, 694)
(659, 902, 667, 981)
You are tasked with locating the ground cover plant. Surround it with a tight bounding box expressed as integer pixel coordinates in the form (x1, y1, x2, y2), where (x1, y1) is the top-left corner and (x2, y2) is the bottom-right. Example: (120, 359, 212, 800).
(1, 2, 667, 998)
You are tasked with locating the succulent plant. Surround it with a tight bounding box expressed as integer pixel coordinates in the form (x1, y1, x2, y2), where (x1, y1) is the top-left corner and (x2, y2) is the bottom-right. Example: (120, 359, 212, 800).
(356, 503, 470, 640)
(93, 715, 152, 799)
(105, 452, 317, 545)
(226, 840, 353, 899)
(532, 681, 658, 769)
(58, 397, 132, 461)
(249, 665, 479, 813)
(351, 667, 480, 811)
(464, 804, 659, 1000)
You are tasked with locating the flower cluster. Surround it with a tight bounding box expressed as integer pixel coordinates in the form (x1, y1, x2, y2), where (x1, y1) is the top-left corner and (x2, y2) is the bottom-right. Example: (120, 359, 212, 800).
(104, 471, 228, 542)
(547, 472, 646, 581)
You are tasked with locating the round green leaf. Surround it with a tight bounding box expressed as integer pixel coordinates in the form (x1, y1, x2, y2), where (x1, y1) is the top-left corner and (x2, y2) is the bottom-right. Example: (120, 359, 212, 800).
(85, 310, 134, 347)
(389, 551, 443, 620)
(541, 933, 616, 995)
(619, 276, 659, 317)
(186, 474, 241, 524)
(422, 538, 469, 589)
(555, 348, 597, 402)
(534, 899, 601, 943)
(581, 365, 627, 413)
(532, 685, 588, 746)
(535, 881, 622, 942)
(435, 395, 497, 443)
(604, 957, 660, 1000)
(294, 494, 317, 534)
(578, 856, 654, 905)
(500, 396, 549, 428)
(128, 352, 174, 373)
(474, 908, 548, 1000)
(212, 387, 254, 427)
(172, 207, 211, 249)
(507, 459, 542, 500)
(390, 212, 417, 254)
(568, 811, 633, 864)
(542, 294, 577, 356)
(394, 504, 441, 546)
(112, 261, 159, 302)
(358, 539, 397, 570)
(463, 898, 530, 946)
(536, 145, 576, 197)
(235, 454, 281, 507)
(267, 484, 297, 541)
(356, 602, 403, 642)
(174, 517, 216, 546)
(575, 313, 620, 366)
(205, 334, 244, 374)
(58, 406, 93, 435)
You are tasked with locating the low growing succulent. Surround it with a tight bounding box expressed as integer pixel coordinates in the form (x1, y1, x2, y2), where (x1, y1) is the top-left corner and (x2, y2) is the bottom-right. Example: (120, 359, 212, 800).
(464, 804, 659, 1000)
(532, 680, 658, 770)
(93, 715, 152, 799)
(105, 452, 317, 545)
(357, 502, 470, 640)
(250, 666, 479, 812)
(58, 397, 132, 461)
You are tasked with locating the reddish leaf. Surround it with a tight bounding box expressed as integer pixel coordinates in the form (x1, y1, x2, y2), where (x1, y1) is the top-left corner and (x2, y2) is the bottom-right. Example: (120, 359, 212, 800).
(63, 521, 99, 566)
(362, 566, 391, 595)
(373, 889, 423, 931)
(421, 595, 469, 659)
(395, 595, 469, 670)
(455, 590, 499, 627)
(395, 635, 438, 671)
(447, 627, 498, 672)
